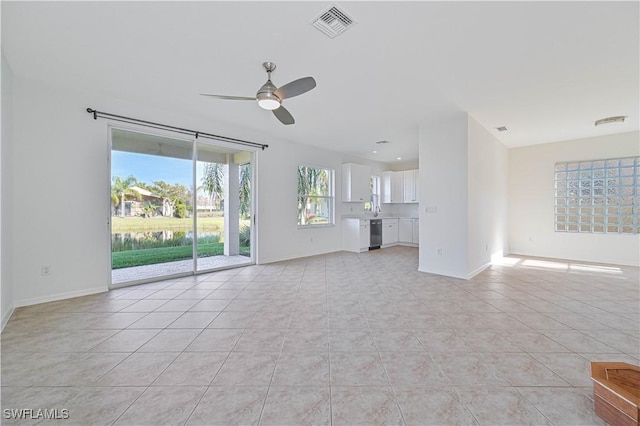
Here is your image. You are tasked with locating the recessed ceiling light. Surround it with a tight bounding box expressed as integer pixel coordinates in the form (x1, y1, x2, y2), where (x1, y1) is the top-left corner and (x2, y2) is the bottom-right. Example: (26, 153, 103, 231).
(396, 157, 402, 160)
(496, 126, 508, 132)
(595, 116, 626, 127)
(372, 150, 378, 154)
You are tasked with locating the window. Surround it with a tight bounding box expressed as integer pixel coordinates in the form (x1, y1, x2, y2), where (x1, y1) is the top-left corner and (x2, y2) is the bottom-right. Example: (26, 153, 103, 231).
(364, 175, 380, 212)
(297, 166, 334, 226)
(554, 157, 639, 234)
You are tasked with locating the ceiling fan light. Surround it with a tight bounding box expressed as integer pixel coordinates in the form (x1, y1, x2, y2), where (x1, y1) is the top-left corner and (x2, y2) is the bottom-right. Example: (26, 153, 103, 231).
(257, 98, 280, 110)
(257, 92, 281, 110)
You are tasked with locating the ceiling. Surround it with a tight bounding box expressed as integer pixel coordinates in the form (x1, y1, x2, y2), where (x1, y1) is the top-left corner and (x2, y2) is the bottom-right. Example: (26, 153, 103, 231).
(3, 1, 638, 164)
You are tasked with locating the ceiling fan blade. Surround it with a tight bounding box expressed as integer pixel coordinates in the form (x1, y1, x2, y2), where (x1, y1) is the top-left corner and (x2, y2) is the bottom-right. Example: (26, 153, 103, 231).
(273, 105, 295, 125)
(200, 94, 255, 101)
(273, 77, 316, 100)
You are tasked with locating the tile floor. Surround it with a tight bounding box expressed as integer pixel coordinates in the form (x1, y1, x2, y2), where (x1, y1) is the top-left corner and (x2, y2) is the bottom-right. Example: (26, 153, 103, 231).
(1, 246, 639, 425)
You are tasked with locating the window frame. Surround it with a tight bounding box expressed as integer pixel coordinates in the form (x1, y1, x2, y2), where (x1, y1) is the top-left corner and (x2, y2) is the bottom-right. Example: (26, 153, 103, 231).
(554, 156, 639, 234)
(297, 165, 335, 228)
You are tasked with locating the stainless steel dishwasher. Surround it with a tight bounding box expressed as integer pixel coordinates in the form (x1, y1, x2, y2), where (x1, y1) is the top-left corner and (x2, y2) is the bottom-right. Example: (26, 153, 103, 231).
(369, 219, 382, 250)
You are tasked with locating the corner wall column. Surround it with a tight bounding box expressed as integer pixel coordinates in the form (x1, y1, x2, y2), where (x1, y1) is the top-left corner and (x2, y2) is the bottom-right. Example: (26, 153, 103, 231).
(224, 154, 240, 256)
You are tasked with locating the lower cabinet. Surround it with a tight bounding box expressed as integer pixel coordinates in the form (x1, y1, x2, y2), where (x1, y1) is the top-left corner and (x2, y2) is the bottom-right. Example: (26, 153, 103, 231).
(342, 218, 370, 253)
(343, 217, 417, 253)
(399, 218, 419, 245)
(382, 219, 398, 246)
(359, 220, 370, 251)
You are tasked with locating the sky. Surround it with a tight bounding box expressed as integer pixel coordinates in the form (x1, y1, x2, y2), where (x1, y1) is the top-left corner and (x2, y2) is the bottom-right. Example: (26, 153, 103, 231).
(112, 151, 205, 188)
(111, 150, 215, 188)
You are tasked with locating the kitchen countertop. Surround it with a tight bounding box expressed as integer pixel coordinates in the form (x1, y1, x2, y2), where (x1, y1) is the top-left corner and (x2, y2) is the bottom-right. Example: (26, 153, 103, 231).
(341, 215, 418, 220)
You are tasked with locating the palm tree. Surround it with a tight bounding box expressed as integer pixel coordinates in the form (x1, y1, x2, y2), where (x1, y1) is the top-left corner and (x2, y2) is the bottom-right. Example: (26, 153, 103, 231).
(297, 166, 327, 225)
(201, 163, 224, 211)
(111, 175, 139, 217)
(141, 202, 157, 218)
(239, 163, 251, 218)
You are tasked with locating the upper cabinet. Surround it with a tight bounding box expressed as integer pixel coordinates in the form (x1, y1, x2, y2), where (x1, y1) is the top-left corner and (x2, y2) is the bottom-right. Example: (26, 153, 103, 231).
(403, 169, 419, 203)
(342, 163, 371, 202)
(383, 169, 419, 204)
(382, 171, 403, 203)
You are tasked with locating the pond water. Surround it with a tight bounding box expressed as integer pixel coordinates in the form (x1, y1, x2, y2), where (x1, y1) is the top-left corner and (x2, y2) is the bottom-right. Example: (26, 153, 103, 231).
(111, 231, 222, 252)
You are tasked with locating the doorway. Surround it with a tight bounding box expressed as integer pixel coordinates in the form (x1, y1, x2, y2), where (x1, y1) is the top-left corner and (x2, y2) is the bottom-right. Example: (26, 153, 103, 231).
(110, 127, 255, 286)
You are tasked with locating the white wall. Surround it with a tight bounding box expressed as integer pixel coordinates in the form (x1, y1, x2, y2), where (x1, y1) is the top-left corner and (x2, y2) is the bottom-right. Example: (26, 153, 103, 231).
(257, 142, 345, 264)
(467, 116, 509, 275)
(1, 51, 15, 327)
(417, 113, 509, 280)
(418, 112, 469, 278)
(11, 77, 113, 306)
(509, 131, 640, 266)
(8, 75, 384, 306)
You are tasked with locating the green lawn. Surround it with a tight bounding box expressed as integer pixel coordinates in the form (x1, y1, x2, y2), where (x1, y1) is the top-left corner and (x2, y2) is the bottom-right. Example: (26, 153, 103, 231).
(112, 243, 250, 269)
(111, 214, 251, 269)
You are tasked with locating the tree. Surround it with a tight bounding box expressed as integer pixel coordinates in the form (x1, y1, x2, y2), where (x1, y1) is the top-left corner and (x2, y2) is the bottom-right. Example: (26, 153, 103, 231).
(174, 199, 187, 218)
(150, 180, 191, 218)
(239, 163, 251, 218)
(111, 175, 139, 217)
(297, 166, 328, 225)
(141, 202, 157, 218)
(201, 163, 224, 211)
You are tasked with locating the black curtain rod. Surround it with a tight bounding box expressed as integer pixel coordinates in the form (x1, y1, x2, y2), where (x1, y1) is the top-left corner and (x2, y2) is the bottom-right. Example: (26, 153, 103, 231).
(86, 108, 268, 150)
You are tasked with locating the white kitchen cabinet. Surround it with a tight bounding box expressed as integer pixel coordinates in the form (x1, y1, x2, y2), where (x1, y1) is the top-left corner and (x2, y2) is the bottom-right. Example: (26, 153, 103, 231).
(403, 169, 419, 203)
(359, 220, 370, 250)
(399, 219, 413, 243)
(382, 218, 398, 246)
(382, 171, 403, 204)
(342, 163, 371, 202)
(399, 218, 419, 245)
(342, 218, 370, 253)
(383, 169, 418, 204)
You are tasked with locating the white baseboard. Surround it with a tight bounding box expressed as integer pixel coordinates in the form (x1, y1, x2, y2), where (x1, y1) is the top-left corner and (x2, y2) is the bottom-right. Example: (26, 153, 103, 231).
(417, 266, 468, 280)
(1, 305, 15, 332)
(398, 242, 418, 248)
(14, 286, 107, 308)
(467, 262, 491, 279)
(417, 261, 491, 281)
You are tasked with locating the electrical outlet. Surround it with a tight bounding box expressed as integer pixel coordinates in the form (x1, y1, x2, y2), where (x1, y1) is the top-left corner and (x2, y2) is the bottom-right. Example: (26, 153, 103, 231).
(41, 265, 51, 276)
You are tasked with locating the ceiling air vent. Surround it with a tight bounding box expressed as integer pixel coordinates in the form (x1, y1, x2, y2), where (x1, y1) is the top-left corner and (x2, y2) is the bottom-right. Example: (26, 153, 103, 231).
(312, 5, 356, 38)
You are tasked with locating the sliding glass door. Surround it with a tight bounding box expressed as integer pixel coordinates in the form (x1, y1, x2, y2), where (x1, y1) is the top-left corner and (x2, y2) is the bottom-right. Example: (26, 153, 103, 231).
(110, 128, 254, 286)
(195, 142, 253, 272)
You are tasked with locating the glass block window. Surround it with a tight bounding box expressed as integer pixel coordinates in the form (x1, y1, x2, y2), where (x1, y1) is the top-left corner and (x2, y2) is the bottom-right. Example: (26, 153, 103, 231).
(554, 157, 639, 234)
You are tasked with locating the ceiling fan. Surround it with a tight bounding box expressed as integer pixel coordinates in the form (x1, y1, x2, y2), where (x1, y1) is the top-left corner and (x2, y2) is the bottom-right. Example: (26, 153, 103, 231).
(200, 62, 316, 125)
